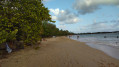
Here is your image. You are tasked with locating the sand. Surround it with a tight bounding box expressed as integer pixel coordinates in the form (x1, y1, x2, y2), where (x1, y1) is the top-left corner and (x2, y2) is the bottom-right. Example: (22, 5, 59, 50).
(1, 36, 119, 67)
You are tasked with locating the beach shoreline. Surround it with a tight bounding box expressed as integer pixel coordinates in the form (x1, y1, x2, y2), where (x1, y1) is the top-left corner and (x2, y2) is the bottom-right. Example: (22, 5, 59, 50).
(1, 36, 119, 67)
(70, 35, 119, 60)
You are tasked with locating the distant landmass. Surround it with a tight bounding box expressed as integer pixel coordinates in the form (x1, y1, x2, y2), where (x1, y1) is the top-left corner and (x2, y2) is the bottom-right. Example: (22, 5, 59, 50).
(77, 31, 119, 35)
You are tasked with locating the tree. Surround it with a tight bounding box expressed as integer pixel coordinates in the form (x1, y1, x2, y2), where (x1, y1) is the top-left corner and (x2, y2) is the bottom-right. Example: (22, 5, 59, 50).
(0, 0, 53, 45)
(0, 0, 73, 48)
(17, 0, 53, 45)
(0, 0, 19, 43)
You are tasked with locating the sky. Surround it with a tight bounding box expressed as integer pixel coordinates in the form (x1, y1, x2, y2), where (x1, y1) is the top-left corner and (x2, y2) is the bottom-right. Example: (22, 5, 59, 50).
(43, 0, 119, 33)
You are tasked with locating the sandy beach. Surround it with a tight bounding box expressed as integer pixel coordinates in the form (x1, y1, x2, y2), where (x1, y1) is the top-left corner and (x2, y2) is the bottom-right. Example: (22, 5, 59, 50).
(1, 36, 119, 67)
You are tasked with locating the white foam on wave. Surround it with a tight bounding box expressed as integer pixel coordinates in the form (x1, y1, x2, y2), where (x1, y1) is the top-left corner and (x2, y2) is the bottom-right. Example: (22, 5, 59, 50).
(69, 34, 119, 59)
(71, 35, 119, 48)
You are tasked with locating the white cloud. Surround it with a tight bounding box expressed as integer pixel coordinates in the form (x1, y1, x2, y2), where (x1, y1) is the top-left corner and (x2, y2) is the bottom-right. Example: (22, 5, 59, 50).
(49, 8, 65, 16)
(58, 10, 80, 24)
(51, 16, 57, 20)
(49, 8, 80, 24)
(117, 18, 119, 22)
(117, 5, 119, 8)
(43, 0, 52, 2)
(58, 25, 66, 29)
(73, 0, 119, 14)
(49, 8, 60, 15)
(78, 21, 119, 33)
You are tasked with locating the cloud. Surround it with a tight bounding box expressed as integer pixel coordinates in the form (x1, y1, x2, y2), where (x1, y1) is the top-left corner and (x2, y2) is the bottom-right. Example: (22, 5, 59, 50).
(77, 20, 119, 33)
(78, 21, 119, 33)
(43, 0, 52, 2)
(118, 5, 119, 8)
(49, 8, 80, 24)
(110, 17, 119, 23)
(58, 25, 66, 30)
(110, 20, 119, 23)
(73, 0, 119, 14)
(51, 16, 57, 20)
(118, 17, 119, 21)
(49, 8, 61, 15)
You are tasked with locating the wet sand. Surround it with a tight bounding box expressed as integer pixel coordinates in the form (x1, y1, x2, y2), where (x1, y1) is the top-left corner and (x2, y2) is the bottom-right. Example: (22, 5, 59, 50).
(1, 37, 119, 67)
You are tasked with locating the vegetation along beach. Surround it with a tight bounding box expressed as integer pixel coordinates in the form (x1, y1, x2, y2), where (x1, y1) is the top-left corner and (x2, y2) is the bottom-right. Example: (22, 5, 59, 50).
(0, 0, 119, 67)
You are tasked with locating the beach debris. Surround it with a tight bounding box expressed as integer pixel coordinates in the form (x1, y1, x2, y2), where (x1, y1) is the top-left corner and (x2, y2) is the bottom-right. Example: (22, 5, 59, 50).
(53, 36, 56, 38)
(42, 38, 47, 41)
(6, 43, 12, 53)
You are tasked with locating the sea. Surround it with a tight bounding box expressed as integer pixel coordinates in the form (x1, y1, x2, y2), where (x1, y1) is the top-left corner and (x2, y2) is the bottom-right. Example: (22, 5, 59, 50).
(69, 32, 119, 59)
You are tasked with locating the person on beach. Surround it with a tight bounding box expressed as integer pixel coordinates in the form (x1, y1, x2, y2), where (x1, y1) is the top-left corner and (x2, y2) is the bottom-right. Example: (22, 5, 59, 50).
(69, 35, 72, 38)
(69, 35, 71, 38)
(117, 36, 119, 38)
(77, 36, 79, 39)
(104, 36, 106, 38)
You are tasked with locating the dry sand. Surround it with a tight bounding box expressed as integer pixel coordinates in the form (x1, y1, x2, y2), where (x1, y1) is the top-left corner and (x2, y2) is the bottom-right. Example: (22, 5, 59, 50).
(0, 36, 119, 67)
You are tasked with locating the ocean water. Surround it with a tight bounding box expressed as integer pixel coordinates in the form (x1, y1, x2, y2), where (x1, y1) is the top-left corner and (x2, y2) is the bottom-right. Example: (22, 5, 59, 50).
(69, 33, 119, 59)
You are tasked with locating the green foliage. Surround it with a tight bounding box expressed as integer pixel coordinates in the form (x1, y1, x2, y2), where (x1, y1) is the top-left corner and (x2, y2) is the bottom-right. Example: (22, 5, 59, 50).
(0, 29, 18, 43)
(0, 30, 8, 44)
(0, 0, 74, 48)
(0, 0, 52, 44)
(7, 29, 18, 42)
(42, 21, 74, 37)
